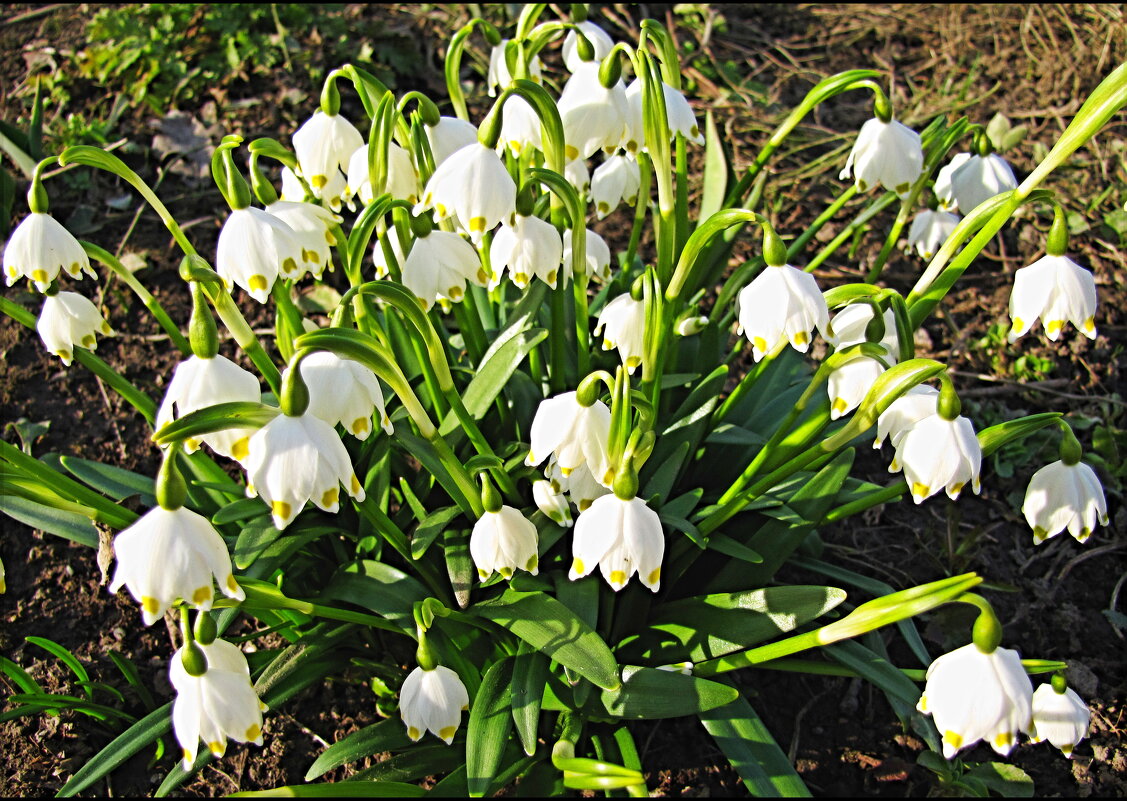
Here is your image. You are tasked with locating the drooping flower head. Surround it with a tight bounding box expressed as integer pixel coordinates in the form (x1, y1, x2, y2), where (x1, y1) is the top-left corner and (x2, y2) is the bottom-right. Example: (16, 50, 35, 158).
(470, 505, 539, 580)
(570, 493, 664, 592)
(400, 664, 469, 744)
(1029, 681, 1090, 757)
(36, 290, 113, 366)
(894, 411, 982, 503)
(591, 154, 641, 219)
(1022, 459, 1108, 544)
(561, 21, 614, 73)
(415, 143, 516, 242)
(736, 264, 830, 362)
(291, 110, 364, 211)
(526, 391, 612, 486)
(344, 142, 420, 208)
(594, 293, 647, 375)
(489, 213, 564, 289)
(263, 200, 341, 281)
(840, 117, 924, 196)
(3, 212, 95, 291)
(399, 229, 487, 310)
(908, 209, 961, 260)
(935, 152, 1018, 213)
(216, 207, 303, 303)
(281, 350, 392, 441)
(558, 63, 628, 162)
(1007, 254, 1097, 342)
(156, 354, 262, 461)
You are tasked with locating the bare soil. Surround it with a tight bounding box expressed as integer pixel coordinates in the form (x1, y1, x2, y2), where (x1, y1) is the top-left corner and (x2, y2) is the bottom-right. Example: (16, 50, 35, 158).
(1, 4, 1125, 797)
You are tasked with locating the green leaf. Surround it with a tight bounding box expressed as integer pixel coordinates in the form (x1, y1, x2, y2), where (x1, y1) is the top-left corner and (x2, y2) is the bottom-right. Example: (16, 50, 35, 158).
(467, 658, 515, 796)
(439, 328, 547, 435)
(152, 401, 279, 445)
(253, 624, 355, 708)
(411, 506, 461, 559)
(230, 783, 427, 798)
(964, 761, 1035, 797)
(700, 691, 811, 797)
(0, 495, 99, 547)
(473, 590, 621, 691)
(59, 456, 155, 503)
(213, 497, 270, 525)
(597, 666, 738, 718)
(511, 648, 548, 756)
(444, 528, 474, 610)
(630, 586, 846, 664)
(57, 703, 172, 797)
(305, 718, 414, 780)
(977, 413, 1061, 457)
(6, 692, 136, 722)
(318, 560, 428, 626)
(25, 637, 91, 697)
(705, 424, 768, 446)
(0, 656, 42, 693)
(823, 639, 920, 709)
(698, 109, 729, 223)
(233, 519, 283, 569)
(351, 742, 465, 783)
(706, 533, 763, 563)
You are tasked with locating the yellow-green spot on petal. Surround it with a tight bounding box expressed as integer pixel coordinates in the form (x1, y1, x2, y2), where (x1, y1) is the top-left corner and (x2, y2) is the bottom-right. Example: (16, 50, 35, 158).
(311, 174, 328, 189)
(282, 257, 298, 274)
(994, 731, 1013, 749)
(248, 274, 268, 292)
(514, 272, 529, 285)
(477, 568, 489, 580)
(647, 567, 661, 585)
(142, 596, 161, 615)
(5, 265, 17, 277)
(792, 331, 810, 346)
(1078, 527, 1091, 541)
(447, 286, 464, 301)
(245, 724, 261, 741)
(350, 417, 369, 436)
(546, 269, 557, 285)
(469, 216, 487, 233)
(68, 261, 82, 276)
(609, 570, 627, 586)
(407, 726, 421, 741)
(350, 476, 362, 495)
(231, 436, 250, 462)
(1082, 317, 1095, 333)
(476, 267, 489, 284)
(81, 335, 96, 348)
(1033, 526, 1048, 543)
(439, 726, 457, 742)
(525, 556, 538, 572)
(1046, 319, 1063, 335)
(572, 558, 586, 575)
(918, 694, 928, 712)
(943, 730, 963, 750)
(949, 482, 964, 497)
(1062, 745, 1074, 756)
(752, 336, 768, 353)
(831, 398, 848, 416)
(435, 203, 447, 217)
(690, 125, 700, 138)
(32, 268, 48, 283)
(302, 248, 318, 264)
(272, 500, 292, 521)
(321, 487, 339, 508)
(565, 145, 579, 161)
(227, 575, 241, 594)
(578, 499, 592, 511)
(191, 586, 211, 604)
(208, 741, 225, 757)
(626, 140, 638, 154)
(597, 202, 609, 215)
(912, 482, 930, 499)
(499, 567, 513, 579)
(1012, 317, 1025, 332)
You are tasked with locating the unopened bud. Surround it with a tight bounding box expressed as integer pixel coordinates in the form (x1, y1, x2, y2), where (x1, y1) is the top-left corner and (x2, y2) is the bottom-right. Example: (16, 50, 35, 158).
(675, 315, 709, 337)
(181, 641, 209, 677)
(193, 612, 218, 646)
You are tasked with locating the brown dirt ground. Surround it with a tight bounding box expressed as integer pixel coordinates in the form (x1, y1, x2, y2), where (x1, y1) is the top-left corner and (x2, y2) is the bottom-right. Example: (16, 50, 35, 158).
(1, 3, 1125, 797)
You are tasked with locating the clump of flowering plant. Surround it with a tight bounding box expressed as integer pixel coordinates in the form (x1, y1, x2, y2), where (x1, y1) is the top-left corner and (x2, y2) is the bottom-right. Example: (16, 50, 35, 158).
(1, 5, 1123, 796)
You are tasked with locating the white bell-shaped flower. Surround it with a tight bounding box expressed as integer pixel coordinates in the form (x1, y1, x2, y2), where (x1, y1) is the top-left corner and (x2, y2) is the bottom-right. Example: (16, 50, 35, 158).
(3, 212, 95, 291)
(564, 157, 591, 194)
(401, 230, 486, 310)
(264, 200, 341, 281)
(527, 392, 612, 485)
(558, 63, 628, 161)
(110, 506, 244, 626)
(1029, 683, 1090, 757)
(170, 638, 264, 769)
(279, 166, 309, 202)
(826, 304, 900, 360)
(244, 412, 365, 530)
(156, 354, 262, 461)
(1007, 254, 1097, 342)
(345, 143, 419, 207)
(562, 21, 615, 73)
(840, 117, 924, 196)
(908, 209, 961, 259)
(415, 143, 516, 242)
(533, 479, 573, 527)
(827, 356, 886, 420)
(371, 226, 405, 279)
(736, 264, 830, 362)
(487, 39, 544, 96)
(216, 207, 303, 303)
(36, 290, 113, 366)
(916, 643, 1033, 759)
(622, 80, 704, 155)
(894, 412, 982, 503)
(498, 95, 543, 157)
(563, 228, 611, 282)
(874, 385, 938, 453)
(1022, 459, 1108, 544)
(594, 293, 646, 375)
(936, 152, 1018, 213)
(570, 494, 664, 592)
(400, 664, 469, 744)
(591, 154, 641, 219)
(470, 505, 539, 580)
(489, 214, 563, 289)
(291, 110, 364, 211)
(425, 117, 479, 168)
(546, 456, 610, 511)
(281, 351, 392, 441)
(825, 304, 899, 420)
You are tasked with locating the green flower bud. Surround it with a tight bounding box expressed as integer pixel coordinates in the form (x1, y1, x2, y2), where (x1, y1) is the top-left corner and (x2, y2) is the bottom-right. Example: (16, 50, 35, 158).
(937, 374, 962, 421)
(972, 606, 1003, 654)
(193, 611, 218, 646)
(761, 224, 788, 267)
(410, 213, 434, 239)
(155, 448, 188, 511)
(180, 640, 209, 677)
(280, 353, 311, 417)
(575, 32, 595, 63)
(1046, 205, 1069, 257)
(598, 52, 622, 89)
(27, 175, 49, 215)
(515, 185, 536, 218)
(480, 474, 502, 514)
(864, 300, 887, 343)
(612, 458, 639, 500)
(188, 282, 219, 359)
(1051, 672, 1069, 694)
(481, 20, 502, 47)
(320, 74, 341, 116)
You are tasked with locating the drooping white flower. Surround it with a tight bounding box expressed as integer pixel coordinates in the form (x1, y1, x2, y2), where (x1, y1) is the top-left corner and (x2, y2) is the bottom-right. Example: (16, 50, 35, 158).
(916, 643, 1033, 759)
(570, 494, 664, 592)
(487, 39, 543, 97)
(558, 63, 628, 161)
(533, 479, 573, 527)
(489, 214, 564, 289)
(736, 264, 830, 362)
(110, 506, 244, 626)
(564, 157, 591, 193)
(826, 304, 900, 360)
(498, 94, 543, 157)
(279, 166, 309, 203)
(3, 212, 95, 291)
(936, 152, 1018, 213)
(281, 351, 392, 441)
(527, 392, 612, 485)
(263, 200, 341, 281)
(563, 228, 611, 282)
(470, 505, 539, 580)
(874, 384, 939, 453)
(216, 207, 303, 303)
(425, 117, 479, 168)
(591, 154, 641, 219)
(400, 664, 469, 744)
(244, 412, 365, 530)
(170, 638, 264, 769)
(840, 117, 924, 196)
(1029, 683, 1090, 757)
(1007, 254, 1097, 342)
(371, 226, 405, 279)
(894, 412, 982, 503)
(908, 209, 961, 259)
(1022, 460, 1108, 544)
(546, 456, 610, 511)
(415, 143, 516, 242)
(400, 230, 486, 309)
(825, 304, 899, 419)
(622, 79, 704, 155)
(36, 291, 113, 366)
(562, 21, 615, 73)
(594, 293, 646, 375)
(156, 354, 262, 461)
(344, 142, 419, 207)
(827, 356, 886, 420)
(291, 110, 364, 211)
